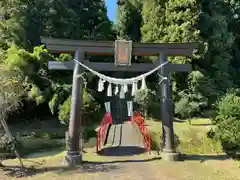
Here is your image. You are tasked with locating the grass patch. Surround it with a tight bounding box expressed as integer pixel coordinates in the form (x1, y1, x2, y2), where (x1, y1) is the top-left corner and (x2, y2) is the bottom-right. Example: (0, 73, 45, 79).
(19, 138, 65, 156)
(147, 118, 223, 154)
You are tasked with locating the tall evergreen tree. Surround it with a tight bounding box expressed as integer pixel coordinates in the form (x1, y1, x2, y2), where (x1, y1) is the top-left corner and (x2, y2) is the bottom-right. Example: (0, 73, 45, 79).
(141, 0, 235, 116)
(0, 0, 113, 49)
(225, 0, 240, 86)
(115, 0, 142, 41)
(198, 0, 234, 91)
(141, 0, 167, 43)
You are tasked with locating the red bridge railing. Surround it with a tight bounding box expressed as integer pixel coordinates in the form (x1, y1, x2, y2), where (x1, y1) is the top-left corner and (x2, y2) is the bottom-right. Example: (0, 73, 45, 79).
(95, 112, 112, 152)
(130, 112, 151, 153)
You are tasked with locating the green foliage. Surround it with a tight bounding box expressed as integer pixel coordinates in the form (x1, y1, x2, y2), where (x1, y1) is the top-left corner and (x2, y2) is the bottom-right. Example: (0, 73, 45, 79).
(0, 66, 24, 158)
(212, 91, 240, 156)
(116, 0, 142, 41)
(0, 133, 22, 155)
(0, 0, 114, 125)
(0, 66, 24, 120)
(49, 94, 61, 115)
(0, 0, 113, 48)
(141, 0, 168, 43)
(175, 91, 207, 119)
(3, 44, 49, 77)
(58, 89, 101, 126)
(134, 89, 156, 118)
(175, 71, 208, 119)
(141, 0, 236, 108)
(58, 96, 71, 125)
(28, 85, 44, 105)
(198, 1, 234, 92)
(1, 44, 74, 121)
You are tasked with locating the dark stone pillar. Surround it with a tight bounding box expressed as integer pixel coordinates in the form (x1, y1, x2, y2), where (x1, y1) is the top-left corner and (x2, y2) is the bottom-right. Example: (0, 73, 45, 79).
(65, 49, 84, 166)
(159, 53, 179, 161)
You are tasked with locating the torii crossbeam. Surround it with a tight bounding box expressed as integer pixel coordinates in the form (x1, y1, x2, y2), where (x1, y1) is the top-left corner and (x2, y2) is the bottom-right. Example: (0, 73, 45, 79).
(41, 37, 198, 166)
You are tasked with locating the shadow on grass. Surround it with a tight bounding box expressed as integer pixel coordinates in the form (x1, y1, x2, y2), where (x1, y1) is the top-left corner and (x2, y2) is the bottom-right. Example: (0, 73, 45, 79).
(84, 156, 162, 164)
(23, 148, 65, 159)
(0, 156, 161, 178)
(0, 163, 118, 178)
(98, 146, 146, 156)
(190, 124, 212, 126)
(181, 154, 230, 162)
(173, 118, 187, 123)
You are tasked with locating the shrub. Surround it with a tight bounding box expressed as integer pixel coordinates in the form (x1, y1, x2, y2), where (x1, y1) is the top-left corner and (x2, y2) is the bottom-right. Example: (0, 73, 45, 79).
(0, 133, 22, 158)
(58, 89, 101, 126)
(134, 89, 156, 118)
(58, 96, 71, 125)
(212, 91, 240, 157)
(174, 91, 208, 119)
(174, 71, 209, 119)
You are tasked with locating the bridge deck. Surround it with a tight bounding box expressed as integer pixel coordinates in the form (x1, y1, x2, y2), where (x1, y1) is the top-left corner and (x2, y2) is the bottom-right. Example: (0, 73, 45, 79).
(99, 122, 146, 156)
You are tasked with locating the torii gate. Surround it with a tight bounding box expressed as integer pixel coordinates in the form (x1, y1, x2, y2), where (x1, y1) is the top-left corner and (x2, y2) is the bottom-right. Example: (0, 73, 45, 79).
(41, 37, 198, 166)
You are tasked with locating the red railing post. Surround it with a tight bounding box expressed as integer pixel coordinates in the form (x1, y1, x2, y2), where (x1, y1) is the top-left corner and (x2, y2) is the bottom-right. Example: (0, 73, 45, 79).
(95, 112, 113, 153)
(96, 131, 99, 152)
(130, 111, 151, 154)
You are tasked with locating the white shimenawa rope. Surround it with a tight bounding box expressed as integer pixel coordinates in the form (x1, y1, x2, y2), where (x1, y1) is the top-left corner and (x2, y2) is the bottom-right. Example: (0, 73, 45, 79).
(73, 59, 168, 97)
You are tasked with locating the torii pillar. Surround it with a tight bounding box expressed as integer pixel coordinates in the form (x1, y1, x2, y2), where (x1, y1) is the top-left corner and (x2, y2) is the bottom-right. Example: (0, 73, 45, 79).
(159, 53, 178, 161)
(65, 49, 84, 166)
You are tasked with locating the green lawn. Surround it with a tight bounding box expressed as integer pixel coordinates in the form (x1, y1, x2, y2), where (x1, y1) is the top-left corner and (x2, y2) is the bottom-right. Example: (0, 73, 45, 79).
(147, 118, 223, 154)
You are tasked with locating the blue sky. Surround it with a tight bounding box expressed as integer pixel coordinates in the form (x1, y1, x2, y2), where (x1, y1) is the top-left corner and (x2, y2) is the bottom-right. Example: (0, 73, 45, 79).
(105, 0, 117, 21)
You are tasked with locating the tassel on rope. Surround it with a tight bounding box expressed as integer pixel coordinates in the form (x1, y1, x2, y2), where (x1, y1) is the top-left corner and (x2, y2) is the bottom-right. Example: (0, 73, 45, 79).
(107, 83, 112, 97)
(141, 77, 147, 90)
(120, 85, 125, 99)
(114, 85, 119, 95)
